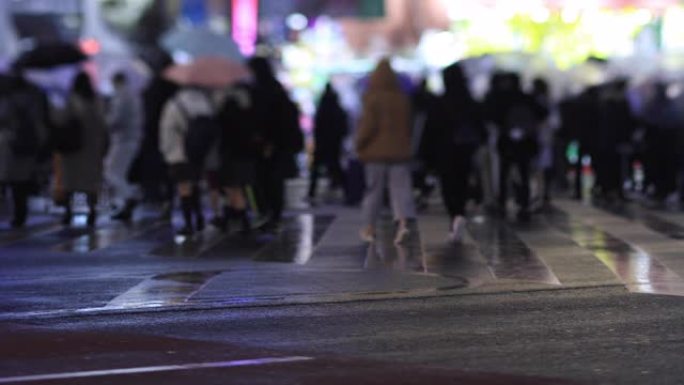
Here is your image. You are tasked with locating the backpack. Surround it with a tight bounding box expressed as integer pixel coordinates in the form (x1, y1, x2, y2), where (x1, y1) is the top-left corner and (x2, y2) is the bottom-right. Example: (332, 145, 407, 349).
(176, 95, 220, 167)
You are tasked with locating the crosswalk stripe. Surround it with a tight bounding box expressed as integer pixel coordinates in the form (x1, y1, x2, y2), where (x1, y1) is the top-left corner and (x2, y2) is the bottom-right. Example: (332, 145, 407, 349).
(52, 217, 166, 253)
(466, 217, 561, 285)
(252, 214, 335, 263)
(548, 202, 684, 297)
(592, 202, 684, 240)
(105, 271, 223, 309)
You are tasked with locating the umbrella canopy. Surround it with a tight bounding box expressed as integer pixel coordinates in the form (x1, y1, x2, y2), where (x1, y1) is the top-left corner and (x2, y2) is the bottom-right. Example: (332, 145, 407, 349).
(163, 56, 251, 89)
(161, 28, 244, 62)
(13, 42, 87, 70)
(94, 55, 152, 94)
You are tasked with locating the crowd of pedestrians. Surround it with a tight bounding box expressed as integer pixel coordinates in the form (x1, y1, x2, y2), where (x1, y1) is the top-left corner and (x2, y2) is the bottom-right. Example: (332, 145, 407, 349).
(2, 54, 684, 244)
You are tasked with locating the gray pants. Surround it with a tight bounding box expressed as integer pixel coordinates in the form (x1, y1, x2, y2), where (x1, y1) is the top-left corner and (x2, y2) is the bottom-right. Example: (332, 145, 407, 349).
(362, 162, 416, 227)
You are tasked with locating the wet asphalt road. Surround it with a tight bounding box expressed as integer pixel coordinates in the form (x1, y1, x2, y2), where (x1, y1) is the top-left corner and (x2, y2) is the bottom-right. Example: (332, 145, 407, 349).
(1, 195, 684, 384)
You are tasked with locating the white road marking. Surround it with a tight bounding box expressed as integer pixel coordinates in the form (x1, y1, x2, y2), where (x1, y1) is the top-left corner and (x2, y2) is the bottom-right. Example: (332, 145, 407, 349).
(0, 356, 314, 384)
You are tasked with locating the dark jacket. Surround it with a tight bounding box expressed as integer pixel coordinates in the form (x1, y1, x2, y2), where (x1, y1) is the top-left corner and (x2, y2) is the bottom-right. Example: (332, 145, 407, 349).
(420, 64, 485, 170)
(313, 85, 347, 160)
(217, 84, 261, 162)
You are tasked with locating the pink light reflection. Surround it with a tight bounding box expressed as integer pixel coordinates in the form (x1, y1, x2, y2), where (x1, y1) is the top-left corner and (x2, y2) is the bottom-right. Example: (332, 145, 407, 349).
(232, 0, 258, 56)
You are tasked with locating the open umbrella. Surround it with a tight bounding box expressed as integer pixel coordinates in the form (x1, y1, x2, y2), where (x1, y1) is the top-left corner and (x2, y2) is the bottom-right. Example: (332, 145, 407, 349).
(13, 42, 87, 70)
(163, 56, 251, 89)
(161, 28, 244, 62)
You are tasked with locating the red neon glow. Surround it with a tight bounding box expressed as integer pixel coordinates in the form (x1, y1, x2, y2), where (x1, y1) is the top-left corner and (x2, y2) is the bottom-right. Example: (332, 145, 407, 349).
(232, 0, 258, 56)
(79, 38, 101, 56)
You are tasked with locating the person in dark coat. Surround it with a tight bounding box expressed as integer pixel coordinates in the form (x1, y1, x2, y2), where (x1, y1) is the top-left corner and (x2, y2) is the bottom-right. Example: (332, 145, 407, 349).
(642, 82, 679, 204)
(558, 86, 601, 200)
(484, 72, 547, 221)
(307, 82, 348, 201)
(248, 57, 303, 232)
(411, 77, 437, 209)
(216, 83, 261, 233)
(594, 80, 636, 201)
(0, 74, 49, 228)
(421, 63, 485, 242)
(132, 72, 178, 217)
(59, 72, 108, 227)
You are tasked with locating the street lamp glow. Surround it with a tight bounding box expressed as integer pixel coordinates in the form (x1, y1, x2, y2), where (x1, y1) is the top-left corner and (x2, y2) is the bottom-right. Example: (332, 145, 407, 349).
(287, 13, 308, 31)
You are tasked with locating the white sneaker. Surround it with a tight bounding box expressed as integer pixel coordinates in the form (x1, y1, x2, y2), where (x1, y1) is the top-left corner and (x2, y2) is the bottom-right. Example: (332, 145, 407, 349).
(449, 216, 465, 244)
(394, 226, 410, 245)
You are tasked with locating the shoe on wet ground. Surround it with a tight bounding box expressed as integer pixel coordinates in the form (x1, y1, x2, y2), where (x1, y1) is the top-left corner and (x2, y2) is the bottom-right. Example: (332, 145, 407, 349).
(449, 216, 465, 244)
(359, 228, 375, 243)
(394, 226, 409, 245)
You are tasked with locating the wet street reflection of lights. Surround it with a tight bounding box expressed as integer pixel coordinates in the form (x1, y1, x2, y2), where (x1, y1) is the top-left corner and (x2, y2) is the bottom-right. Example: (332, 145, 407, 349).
(293, 215, 314, 265)
(105, 271, 223, 310)
(548, 207, 684, 296)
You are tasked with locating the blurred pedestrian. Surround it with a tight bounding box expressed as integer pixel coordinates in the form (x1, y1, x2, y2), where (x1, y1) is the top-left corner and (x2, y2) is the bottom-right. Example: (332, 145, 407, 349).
(594, 80, 636, 201)
(356, 58, 415, 244)
(216, 83, 260, 233)
(0, 74, 49, 228)
(421, 63, 485, 242)
(485, 72, 547, 221)
(159, 86, 216, 236)
(57, 72, 108, 227)
(411, 77, 437, 210)
(105, 72, 143, 221)
(531, 78, 557, 205)
(642, 82, 679, 204)
(249, 57, 303, 232)
(308, 82, 348, 202)
(134, 67, 178, 218)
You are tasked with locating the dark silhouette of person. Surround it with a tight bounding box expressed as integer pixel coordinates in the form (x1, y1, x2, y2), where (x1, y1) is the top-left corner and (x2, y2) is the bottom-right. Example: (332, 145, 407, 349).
(308, 82, 348, 201)
(421, 63, 485, 241)
(484, 72, 547, 221)
(248, 57, 303, 232)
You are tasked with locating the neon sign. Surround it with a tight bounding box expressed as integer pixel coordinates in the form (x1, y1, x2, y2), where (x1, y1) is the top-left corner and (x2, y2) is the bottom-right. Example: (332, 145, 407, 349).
(232, 0, 258, 56)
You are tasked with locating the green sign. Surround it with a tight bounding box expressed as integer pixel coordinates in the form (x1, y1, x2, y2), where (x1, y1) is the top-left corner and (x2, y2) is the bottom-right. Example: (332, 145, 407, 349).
(358, 0, 384, 18)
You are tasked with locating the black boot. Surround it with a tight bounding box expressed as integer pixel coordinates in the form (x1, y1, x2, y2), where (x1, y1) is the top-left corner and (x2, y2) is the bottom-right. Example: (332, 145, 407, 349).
(10, 183, 28, 228)
(86, 193, 98, 228)
(191, 187, 204, 232)
(62, 194, 73, 226)
(236, 209, 251, 235)
(178, 196, 194, 235)
(111, 199, 137, 222)
(217, 206, 233, 232)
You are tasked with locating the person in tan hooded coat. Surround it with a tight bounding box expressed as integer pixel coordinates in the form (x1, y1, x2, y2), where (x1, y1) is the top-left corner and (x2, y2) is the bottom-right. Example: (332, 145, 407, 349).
(355, 58, 416, 243)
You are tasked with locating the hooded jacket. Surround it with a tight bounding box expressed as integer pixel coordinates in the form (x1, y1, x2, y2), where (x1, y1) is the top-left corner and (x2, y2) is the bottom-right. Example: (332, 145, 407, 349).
(355, 59, 412, 163)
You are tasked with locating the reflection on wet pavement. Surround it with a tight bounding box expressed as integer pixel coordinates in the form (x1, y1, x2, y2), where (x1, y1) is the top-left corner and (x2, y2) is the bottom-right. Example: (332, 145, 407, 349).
(467, 218, 561, 285)
(422, 243, 495, 287)
(105, 271, 223, 309)
(594, 202, 684, 240)
(0, 220, 62, 247)
(53, 218, 165, 253)
(546, 207, 684, 296)
(149, 226, 228, 258)
(252, 215, 334, 263)
(362, 220, 424, 273)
